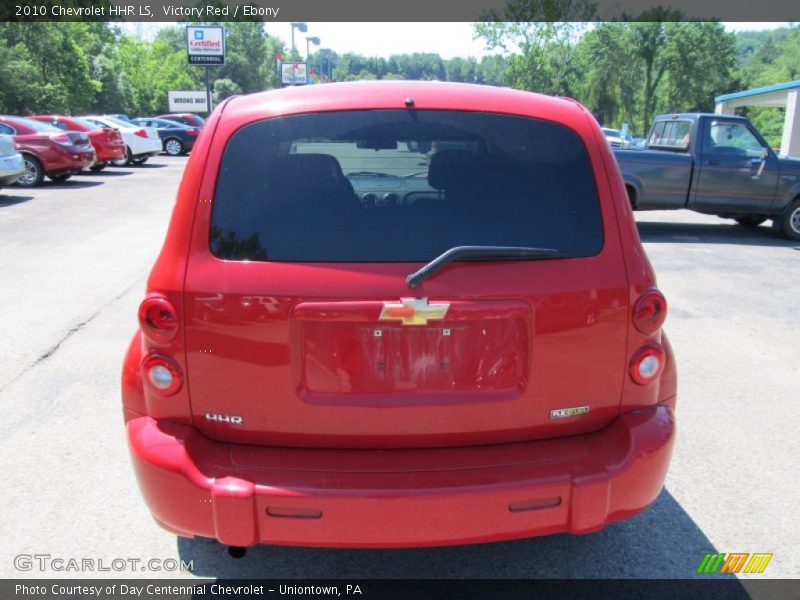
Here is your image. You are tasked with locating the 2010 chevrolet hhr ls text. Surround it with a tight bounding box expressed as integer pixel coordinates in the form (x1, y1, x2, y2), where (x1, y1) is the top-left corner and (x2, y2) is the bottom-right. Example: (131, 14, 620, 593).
(122, 81, 676, 548)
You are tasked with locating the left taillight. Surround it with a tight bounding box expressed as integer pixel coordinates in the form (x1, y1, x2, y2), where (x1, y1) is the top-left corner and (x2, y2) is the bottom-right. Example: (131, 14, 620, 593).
(142, 353, 183, 396)
(134, 129, 148, 138)
(52, 133, 72, 146)
(632, 289, 667, 334)
(629, 344, 666, 385)
(138, 295, 178, 343)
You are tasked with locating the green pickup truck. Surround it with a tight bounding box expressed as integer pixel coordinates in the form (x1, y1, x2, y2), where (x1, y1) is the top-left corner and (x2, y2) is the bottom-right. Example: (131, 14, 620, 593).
(614, 113, 800, 240)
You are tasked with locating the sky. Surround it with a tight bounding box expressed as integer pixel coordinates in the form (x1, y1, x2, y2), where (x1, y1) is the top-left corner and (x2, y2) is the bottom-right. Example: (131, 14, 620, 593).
(123, 22, 792, 60)
(264, 22, 792, 60)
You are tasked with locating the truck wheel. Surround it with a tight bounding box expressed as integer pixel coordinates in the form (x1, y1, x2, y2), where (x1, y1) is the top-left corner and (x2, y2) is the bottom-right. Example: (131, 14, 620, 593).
(90, 162, 107, 172)
(625, 186, 637, 210)
(734, 216, 767, 228)
(15, 155, 44, 187)
(778, 199, 800, 240)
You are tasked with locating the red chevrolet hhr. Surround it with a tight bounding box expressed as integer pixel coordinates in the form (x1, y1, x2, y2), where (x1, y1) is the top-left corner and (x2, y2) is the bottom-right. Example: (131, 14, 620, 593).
(122, 81, 676, 549)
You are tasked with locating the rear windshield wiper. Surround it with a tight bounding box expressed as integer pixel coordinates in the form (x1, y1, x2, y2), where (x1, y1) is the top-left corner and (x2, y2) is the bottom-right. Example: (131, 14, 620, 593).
(406, 245, 565, 288)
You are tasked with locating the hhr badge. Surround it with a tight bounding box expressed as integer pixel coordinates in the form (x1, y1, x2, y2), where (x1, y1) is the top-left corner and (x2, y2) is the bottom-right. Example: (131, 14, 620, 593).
(379, 298, 450, 326)
(550, 406, 590, 419)
(205, 413, 243, 425)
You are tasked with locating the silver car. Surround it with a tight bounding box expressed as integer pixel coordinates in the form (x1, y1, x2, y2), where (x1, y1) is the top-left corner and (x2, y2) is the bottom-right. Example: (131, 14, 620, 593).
(602, 127, 633, 149)
(0, 134, 25, 190)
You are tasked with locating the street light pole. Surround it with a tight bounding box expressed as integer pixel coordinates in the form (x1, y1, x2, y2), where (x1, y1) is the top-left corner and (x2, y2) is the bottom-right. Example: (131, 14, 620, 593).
(306, 36, 320, 80)
(290, 22, 307, 58)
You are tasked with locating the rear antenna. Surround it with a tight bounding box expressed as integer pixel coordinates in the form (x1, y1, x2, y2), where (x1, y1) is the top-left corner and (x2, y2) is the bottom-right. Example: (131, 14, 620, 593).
(404, 97, 415, 108)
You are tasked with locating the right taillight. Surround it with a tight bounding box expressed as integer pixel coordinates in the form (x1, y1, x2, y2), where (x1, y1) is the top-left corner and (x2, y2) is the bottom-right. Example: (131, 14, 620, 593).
(142, 353, 183, 395)
(629, 344, 665, 385)
(632, 290, 667, 334)
(138, 295, 178, 343)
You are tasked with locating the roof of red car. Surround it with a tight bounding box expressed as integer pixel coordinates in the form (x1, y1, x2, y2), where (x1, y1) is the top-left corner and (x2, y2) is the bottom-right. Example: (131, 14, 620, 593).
(221, 81, 590, 127)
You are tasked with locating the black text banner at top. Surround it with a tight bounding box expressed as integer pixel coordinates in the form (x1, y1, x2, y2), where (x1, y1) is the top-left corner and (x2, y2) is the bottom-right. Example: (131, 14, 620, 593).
(2, 0, 799, 22)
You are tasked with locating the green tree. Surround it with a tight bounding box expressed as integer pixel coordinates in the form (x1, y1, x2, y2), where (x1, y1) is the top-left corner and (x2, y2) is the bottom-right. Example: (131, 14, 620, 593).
(475, 55, 508, 85)
(474, 0, 595, 95)
(567, 17, 735, 133)
(732, 24, 800, 146)
(213, 78, 242, 103)
(0, 23, 101, 114)
(445, 57, 478, 82)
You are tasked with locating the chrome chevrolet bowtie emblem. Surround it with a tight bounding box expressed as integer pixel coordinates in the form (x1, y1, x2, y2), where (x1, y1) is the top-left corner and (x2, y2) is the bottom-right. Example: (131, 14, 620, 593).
(379, 298, 450, 326)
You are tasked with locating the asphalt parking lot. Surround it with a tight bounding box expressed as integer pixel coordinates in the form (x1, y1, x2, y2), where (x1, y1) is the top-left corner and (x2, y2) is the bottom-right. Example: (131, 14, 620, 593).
(0, 155, 797, 579)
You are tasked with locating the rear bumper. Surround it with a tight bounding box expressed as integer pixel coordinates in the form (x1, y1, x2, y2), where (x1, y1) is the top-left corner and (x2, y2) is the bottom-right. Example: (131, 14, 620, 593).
(129, 138, 162, 156)
(126, 404, 675, 548)
(0, 153, 25, 184)
(94, 142, 126, 162)
(45, 147, 95, 174)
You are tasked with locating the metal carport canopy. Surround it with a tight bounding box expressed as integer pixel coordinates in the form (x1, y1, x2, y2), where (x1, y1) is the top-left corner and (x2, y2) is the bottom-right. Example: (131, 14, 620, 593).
(715, 80, 800, 158)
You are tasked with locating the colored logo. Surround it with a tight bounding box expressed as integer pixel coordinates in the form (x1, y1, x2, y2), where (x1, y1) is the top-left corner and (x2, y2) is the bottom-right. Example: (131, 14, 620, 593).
(696, 553, 772, 575)
(379, 298, 450, 326)
(194, 30, 204, 41)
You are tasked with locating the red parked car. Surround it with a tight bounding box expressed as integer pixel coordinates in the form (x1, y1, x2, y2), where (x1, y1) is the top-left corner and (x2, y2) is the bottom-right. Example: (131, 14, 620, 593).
(123, 82, 676, 550)
(29, 115, 125, 172)
(0, 116, 95, 186)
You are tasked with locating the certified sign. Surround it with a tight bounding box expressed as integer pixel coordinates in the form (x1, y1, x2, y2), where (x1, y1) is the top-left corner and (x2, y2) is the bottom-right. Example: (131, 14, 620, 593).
(168, 91, 208, 113)
(186, 26, 224, 65)
(281, 62, 308, 85)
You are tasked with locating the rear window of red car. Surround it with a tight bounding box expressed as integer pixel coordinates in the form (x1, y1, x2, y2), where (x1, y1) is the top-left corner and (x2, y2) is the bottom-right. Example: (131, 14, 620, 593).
(210, 110, 603, 262)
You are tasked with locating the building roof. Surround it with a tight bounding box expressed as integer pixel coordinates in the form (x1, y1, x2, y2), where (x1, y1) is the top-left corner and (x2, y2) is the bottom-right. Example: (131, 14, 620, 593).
(716, 80, 800, 103)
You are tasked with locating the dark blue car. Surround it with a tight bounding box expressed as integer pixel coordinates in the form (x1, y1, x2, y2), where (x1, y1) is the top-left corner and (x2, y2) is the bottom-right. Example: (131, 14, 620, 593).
(132, 117, 200, 156)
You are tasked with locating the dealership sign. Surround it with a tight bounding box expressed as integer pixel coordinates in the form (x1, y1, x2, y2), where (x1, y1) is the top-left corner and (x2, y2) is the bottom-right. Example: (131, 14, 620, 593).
(281, 62, 308, 85)
(168, 91, 208, 113)
(186, 26, 224, 65)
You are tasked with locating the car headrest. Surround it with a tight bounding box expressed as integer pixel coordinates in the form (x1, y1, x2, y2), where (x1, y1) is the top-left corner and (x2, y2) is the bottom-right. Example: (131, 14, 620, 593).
(427, 150, 481, 190)
(274, 153, 347, 180)
(266, 153, 354, 211)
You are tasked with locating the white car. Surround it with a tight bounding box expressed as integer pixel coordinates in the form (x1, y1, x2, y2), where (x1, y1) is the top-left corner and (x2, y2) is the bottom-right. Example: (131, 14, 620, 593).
(83, 115, 162, 165)
(601, 127, 632, 149)
(0, 134, 25, 190)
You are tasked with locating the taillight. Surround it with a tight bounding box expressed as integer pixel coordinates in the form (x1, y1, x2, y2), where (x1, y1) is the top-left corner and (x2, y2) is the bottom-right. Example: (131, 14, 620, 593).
(632, 290, 667, 334)
(629, 344, 665, 385)
(138, 295, 178, 343)
(142, 354, 183, 396)
(134, 129, 148, 138)
(52, 134, 71, 145)
(187, 128, 199, 137)
(103, 127, 115, 141)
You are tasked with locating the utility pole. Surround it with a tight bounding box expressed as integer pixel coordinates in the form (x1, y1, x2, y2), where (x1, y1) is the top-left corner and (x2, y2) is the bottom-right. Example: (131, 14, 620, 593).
(306, 36, 320, 81)
(205, 67, 212, 115)
(291, 22, 307, 58)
